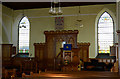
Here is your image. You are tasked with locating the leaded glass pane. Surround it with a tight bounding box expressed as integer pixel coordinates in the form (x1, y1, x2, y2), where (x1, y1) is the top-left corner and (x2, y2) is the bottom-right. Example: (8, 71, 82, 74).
(19, 17, 30, 53)
(98, 12, 113, 53)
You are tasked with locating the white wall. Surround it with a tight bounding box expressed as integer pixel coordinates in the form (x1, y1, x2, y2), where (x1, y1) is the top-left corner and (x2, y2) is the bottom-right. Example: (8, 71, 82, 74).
(2, 5, 13, 44)
(2, 4, 116, 58)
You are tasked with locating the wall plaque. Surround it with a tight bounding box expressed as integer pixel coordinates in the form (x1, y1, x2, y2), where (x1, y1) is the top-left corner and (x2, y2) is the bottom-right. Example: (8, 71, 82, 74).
(55, 17, 64, 30)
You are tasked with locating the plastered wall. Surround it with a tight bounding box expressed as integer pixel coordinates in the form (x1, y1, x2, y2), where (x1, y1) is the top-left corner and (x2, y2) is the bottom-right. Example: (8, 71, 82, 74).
(2, 5, 13, 44)
(2, 4, 116, 58)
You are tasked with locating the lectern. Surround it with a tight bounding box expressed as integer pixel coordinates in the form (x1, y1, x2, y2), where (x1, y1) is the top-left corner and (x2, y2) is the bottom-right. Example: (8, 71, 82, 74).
(63, 44, 72, 65)
(62, 44, 80, 71)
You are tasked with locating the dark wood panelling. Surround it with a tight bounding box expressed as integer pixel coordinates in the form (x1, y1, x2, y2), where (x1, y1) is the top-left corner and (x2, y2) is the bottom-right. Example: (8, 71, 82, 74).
(44, 30, 78, 71)
(77, 43, 90, 62)
(1, 44, 13, 59)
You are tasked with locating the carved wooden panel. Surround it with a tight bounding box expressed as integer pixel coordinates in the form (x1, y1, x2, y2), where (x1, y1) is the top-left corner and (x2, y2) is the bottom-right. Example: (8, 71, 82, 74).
(68, 37, 74, 47)
(1, 44, 13, 61)
(21, 59, 37, 73)
(71, 48, 80, 64)
(44, 30, 79, 70)
(77, 43, 90, 62)
(61, 48, 80, 71)
(34, 43, 45, 61)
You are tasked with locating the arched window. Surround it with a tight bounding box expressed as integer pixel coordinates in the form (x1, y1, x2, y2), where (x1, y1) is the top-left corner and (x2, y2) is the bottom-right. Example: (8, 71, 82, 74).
(98, 12, 114, 53)
(18, 16, 30, 53)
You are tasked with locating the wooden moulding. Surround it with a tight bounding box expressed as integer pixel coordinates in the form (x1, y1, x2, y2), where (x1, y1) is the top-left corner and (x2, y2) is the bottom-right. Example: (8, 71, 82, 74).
(44, 30, 79, 35)
(77, 42, 90, 46)
(34, 43, 46, 46)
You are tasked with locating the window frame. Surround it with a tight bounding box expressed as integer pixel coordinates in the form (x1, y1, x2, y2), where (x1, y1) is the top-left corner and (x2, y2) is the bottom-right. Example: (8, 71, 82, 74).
(18, 16, 30, 53)
(97, 11, 115, 54)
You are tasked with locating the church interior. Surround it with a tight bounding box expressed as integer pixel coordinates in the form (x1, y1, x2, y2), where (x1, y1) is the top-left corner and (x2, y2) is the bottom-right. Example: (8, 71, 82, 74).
(1, 1, 120, 79)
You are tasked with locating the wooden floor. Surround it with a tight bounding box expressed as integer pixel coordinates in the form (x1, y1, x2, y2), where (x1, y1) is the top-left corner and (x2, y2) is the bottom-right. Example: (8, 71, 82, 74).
(17, 71, 120, 79)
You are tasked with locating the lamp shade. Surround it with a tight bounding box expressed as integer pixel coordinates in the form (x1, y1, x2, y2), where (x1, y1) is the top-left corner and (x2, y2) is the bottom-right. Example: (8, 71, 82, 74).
(58, 7, 63, 15)
(49, 6, 53, 14)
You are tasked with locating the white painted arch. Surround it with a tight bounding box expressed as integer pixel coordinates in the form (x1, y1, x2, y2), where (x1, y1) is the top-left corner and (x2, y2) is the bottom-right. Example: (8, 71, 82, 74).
(12, 13, 31, 53)
(95, 8, 116, 57)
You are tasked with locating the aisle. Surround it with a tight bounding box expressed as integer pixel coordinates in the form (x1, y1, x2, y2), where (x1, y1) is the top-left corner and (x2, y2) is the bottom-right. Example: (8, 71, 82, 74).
(18, 71, 120, 79)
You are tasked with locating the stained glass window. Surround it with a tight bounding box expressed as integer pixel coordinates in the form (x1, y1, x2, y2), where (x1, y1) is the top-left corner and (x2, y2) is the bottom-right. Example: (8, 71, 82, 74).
(98, 12, 114, 53)
(18, 16, 30, 53)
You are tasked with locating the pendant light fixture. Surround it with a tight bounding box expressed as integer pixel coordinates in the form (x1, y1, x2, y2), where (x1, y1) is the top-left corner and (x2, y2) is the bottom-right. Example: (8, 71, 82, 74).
(76, 6, 82, 22)
(49, 0, 53, 14)
(57, 0, 63, 15)
(52, 3, 57, 15)
(76, 6, 83, 27)
(49, 0, 63, 15)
